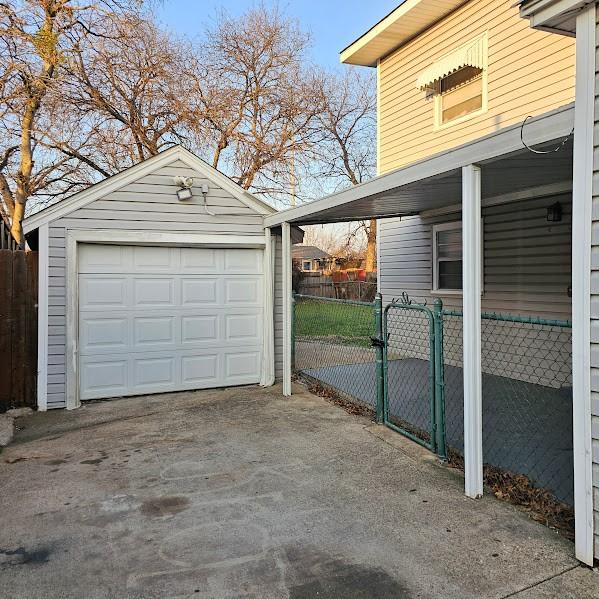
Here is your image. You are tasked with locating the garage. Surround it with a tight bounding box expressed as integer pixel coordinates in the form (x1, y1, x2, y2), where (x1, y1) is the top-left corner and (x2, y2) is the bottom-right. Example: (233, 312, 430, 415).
(78, 244, 264, 400)
(23, 146, 287, 410)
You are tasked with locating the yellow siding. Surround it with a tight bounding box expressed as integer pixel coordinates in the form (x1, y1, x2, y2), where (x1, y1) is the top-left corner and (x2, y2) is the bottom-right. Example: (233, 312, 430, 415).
(378, 0, 575, 173)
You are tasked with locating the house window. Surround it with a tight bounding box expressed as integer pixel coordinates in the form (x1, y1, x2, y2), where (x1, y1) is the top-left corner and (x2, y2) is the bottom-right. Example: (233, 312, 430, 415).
(302, 260, 312, 271)
(417, 33, 487, 129)
(432, 222, 463, 292)
(438, 67, 483, 125)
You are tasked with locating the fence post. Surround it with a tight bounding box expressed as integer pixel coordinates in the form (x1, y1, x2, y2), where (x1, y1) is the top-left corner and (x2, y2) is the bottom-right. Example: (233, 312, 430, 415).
(433, 298, 447, 461)
(375, 292, 385, 424)
(291, 293, 296, 372)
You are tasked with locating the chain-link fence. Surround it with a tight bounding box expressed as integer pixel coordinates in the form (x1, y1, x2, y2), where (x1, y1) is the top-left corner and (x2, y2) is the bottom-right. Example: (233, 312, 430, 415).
(293, 295, 378, 411)
(383, 304, 435, 449)
(442, 310, 573, 506)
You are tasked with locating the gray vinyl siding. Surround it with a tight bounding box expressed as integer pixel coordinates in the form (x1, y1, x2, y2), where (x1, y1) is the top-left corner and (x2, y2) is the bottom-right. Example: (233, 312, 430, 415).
(45, 159, 268, 409)
(379, 193, 572, 319)
(591, 4, 599, 557)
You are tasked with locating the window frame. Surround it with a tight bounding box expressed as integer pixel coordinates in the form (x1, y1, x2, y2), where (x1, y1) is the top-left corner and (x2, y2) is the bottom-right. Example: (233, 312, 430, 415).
(432, 33, 488, 131)
(302, 259, 313, 271)
(431, 220, 484, 295)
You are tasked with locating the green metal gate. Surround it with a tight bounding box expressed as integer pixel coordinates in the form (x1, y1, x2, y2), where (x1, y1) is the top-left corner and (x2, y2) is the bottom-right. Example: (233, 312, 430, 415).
(380, 299, 446, 458)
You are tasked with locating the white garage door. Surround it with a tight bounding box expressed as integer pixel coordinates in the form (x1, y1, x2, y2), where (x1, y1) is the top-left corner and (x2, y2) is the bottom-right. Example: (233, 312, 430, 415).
(78, 244, 264, 400)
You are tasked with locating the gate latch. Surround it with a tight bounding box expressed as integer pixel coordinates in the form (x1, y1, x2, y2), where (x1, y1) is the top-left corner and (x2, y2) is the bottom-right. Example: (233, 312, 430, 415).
(370, 336, 385, 349)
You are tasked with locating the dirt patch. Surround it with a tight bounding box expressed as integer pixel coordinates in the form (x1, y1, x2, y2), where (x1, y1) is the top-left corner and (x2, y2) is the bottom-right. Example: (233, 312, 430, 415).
(140, 495, 190, 518)
(447, 448, 575, 541)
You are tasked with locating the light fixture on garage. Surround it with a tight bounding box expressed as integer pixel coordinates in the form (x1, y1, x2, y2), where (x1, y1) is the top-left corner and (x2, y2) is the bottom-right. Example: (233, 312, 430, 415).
(174, 176, 194, 201)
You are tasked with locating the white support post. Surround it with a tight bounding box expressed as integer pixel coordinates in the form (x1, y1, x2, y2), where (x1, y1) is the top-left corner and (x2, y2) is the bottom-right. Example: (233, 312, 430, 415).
(462, 164, 483, 499)
(572, 3, 595, 566)
(260, 227, 275, 387)
(282, 222, 293, 396)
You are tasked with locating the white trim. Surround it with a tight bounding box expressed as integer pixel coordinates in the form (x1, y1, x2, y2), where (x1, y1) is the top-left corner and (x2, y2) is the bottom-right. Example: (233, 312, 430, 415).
(571, 3, 595, 566)
(376, 59, 381, 176)
(520, 0, 588, 33)
(260, 227, 276, 387)
(264, 104, 574, 227)
(462, 164, 483, 499)
(282, 222, 293, 396)
(432, 221, 463, 293)
(65, 229, 268, 410)
(23, 146, 275, 234)
(36, 223, 49, 411)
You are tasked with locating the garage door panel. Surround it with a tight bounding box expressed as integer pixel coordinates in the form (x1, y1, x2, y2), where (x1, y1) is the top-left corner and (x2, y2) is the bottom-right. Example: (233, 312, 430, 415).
(80, 317, 129, 353)
(133, 278, 175, 307)
(78, 244, 264, 400)
(133, 316, 176, 347)
(225, 313, 262, 342)
(79, 244, 129, 273)
(133, 246, 176, 271)
(181, 315, 219, 344)
(134, 356, 176, 387)
(181, 354, 219, 384)
(225, 351, 261, 379)
(80, 276, 128, 309)
(224, 249, 263, 273)
(224, 279, 261, 304)
(181, 278, 219, 305)
(80, 359, 128, 400)
(181, 248, 218, 271)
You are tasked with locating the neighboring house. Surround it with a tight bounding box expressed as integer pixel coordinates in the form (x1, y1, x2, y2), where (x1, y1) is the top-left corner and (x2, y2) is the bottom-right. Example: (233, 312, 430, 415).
(292, 244, 334, 272)
(24, 146, 301, 411)
(264, 0, 599, 566)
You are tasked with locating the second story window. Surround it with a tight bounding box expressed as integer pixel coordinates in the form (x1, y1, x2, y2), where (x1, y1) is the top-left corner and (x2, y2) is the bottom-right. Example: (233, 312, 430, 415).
(417, 33, 488, 129)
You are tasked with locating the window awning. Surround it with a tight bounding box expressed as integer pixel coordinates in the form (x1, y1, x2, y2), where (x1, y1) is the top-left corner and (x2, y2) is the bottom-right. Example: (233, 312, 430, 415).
(416, 36, 485, 91)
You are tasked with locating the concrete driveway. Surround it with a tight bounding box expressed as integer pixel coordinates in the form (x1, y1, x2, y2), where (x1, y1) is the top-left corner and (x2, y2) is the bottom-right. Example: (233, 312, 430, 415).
(0, 384, 596, 598)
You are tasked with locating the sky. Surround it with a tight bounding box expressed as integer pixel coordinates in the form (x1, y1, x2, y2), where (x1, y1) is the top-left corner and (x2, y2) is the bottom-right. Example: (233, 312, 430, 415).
(155, 0, 400, 68)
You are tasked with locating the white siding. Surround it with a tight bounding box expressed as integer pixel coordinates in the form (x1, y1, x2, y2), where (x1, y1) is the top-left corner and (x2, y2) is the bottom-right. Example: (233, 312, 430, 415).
(591, 5, 599, 557)
(379, 194, 572, 319)
(45, 159, 269, 409)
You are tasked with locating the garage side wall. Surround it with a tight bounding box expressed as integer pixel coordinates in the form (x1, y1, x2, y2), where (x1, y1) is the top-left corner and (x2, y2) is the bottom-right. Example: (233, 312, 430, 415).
(46, 159, 266, 409)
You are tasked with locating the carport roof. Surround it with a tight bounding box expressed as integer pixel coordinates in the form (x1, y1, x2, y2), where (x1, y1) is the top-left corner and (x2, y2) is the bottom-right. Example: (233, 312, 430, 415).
(264, 104, 574, 227)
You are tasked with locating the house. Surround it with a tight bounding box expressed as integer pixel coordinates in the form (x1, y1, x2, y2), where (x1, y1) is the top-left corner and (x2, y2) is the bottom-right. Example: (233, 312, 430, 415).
(24, 146, 301, 411)
(262, 0, 599, 566)
(292, 244, 335, 272)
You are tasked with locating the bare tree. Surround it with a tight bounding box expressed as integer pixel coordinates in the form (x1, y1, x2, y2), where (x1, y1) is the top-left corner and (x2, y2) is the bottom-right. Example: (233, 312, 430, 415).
(192, 6, 322, 201)
(0, 0, 143, 245)
(313, 68, 377, 271)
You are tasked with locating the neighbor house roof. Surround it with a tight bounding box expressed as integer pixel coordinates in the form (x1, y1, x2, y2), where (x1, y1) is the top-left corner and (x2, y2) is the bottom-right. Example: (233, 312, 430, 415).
(292, 245, 331, 260)
(340, 0, 468, 67)
(23, 145, 276, 234)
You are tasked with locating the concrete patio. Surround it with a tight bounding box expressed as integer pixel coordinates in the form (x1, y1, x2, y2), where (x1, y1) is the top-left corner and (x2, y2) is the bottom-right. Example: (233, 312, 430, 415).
(0, 383, 596, 598)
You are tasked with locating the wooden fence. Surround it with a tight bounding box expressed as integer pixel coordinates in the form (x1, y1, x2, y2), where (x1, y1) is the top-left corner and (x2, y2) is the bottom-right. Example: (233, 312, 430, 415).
(0, 250, 38, 412)
(297, 272, 377, 302)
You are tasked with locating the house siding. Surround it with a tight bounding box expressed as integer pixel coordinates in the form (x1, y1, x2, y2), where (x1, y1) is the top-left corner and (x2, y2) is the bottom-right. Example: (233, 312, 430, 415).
(378, 0, 575, 173)
(379, 193, 572, 319)
(590, 3, 599, 558)
(45, 158, 271, 409)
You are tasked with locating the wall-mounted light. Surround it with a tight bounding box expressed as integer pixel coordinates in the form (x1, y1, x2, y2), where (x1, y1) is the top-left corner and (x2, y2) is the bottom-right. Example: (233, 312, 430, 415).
(546, 201, 562, 223)
(174, 176, 194, 201)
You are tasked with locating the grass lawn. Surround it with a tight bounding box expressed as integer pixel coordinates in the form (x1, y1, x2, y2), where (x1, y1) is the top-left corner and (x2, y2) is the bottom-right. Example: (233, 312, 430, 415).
(295, 299, 375, 346)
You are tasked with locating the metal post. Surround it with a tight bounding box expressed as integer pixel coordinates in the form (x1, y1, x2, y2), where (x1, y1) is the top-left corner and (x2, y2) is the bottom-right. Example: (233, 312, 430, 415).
(282, 222, 292, 396)
(374, 292, 385, 424)
(462, 163, 483, 498)
(433, 298, 447, 461)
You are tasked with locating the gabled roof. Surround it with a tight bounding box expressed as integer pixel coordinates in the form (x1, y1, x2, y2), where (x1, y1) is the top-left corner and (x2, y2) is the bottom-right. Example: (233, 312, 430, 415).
(23, 145, 276, 234)
(292, 245, 331, 260)
(340, 0, 468, 67)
